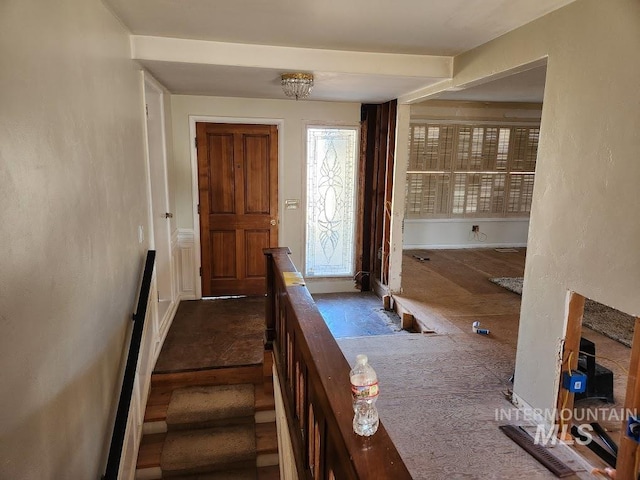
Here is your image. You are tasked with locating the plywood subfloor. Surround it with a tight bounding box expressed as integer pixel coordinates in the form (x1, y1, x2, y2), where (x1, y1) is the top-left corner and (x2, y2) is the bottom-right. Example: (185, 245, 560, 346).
(395, 248, 630, 474)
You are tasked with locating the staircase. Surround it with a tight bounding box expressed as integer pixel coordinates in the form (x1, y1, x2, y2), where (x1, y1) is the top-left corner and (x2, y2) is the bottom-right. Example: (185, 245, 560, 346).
(136, 357, 279, 479)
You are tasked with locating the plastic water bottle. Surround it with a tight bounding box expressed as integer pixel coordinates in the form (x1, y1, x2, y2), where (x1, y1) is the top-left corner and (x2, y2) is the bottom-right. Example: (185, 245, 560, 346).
(350, 354, 379, 436)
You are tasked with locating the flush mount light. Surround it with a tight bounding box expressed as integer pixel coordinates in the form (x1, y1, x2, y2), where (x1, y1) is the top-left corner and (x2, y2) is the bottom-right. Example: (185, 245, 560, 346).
(281, 73, 314, 100)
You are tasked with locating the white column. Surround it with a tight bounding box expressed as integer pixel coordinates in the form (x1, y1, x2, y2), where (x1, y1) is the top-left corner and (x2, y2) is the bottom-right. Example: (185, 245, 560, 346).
(387, 104, 410, 293)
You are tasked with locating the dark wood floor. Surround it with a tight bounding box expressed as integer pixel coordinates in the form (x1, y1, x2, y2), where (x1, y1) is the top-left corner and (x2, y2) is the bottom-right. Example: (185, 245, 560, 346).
(154, 296, 264, 373)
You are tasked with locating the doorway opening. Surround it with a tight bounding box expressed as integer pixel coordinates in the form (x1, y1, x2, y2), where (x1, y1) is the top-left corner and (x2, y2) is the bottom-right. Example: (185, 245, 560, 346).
(143, 75, 174, 325)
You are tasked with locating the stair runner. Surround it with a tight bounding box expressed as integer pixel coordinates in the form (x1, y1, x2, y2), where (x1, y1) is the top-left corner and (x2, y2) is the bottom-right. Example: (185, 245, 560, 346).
(136, 383, 278, 479)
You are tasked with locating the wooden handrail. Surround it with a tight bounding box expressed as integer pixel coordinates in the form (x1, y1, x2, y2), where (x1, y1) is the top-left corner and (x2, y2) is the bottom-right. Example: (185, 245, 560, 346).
(264, 248, 412, 480)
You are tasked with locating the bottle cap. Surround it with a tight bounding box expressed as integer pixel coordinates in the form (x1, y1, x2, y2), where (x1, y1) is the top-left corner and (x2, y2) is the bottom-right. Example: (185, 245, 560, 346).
(356, 354, 368, 364)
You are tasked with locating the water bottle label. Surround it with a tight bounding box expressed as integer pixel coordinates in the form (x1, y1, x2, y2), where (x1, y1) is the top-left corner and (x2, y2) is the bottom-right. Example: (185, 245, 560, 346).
(351, 382, 379, 399)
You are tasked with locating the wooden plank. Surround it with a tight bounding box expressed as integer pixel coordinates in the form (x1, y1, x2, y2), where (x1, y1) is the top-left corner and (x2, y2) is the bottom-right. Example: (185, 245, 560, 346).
(556, 292, 585, 439)
(359, 105, 378, 292)
(354, 108, 369, 292)
(255, 386, 276, 412)
(256, 422, 278, 455)
(402, 312, 414, 331)
(257, 465, 281, 480)
(614, 317, 640, 480)
(382, 295, 391, 311)
(150, 365, 263, 391)
(136, 433, 165, 469)
(381, 100, 397, 286)
(372, 103, 389, 282)
(144, 403, 168, 423)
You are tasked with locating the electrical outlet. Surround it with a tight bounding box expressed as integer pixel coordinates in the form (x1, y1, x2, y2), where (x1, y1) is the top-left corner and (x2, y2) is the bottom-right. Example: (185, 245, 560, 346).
(472, 225, 479, 232)
(562, 370, 587, 393)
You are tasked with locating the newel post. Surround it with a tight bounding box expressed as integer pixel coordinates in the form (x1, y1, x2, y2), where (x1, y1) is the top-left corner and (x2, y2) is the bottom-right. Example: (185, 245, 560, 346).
(263, 250, 276, 351)
(264, 248, 291, 350)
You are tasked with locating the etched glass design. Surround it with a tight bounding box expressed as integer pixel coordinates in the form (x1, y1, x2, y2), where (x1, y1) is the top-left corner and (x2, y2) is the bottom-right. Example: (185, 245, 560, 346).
(305, 127, 358, 277)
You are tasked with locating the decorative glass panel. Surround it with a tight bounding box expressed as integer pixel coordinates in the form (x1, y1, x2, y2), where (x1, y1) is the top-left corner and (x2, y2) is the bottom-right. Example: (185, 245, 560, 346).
(306, 127, 358, 277)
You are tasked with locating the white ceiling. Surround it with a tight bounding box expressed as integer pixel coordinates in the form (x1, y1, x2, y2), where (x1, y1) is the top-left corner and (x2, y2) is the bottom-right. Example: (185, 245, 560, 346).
(104, 0, 572, 102)
(142, 61, 440, 103)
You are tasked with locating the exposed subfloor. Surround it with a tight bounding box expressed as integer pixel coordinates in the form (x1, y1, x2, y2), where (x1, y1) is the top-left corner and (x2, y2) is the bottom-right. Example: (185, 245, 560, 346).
(389, 248, 630, 476)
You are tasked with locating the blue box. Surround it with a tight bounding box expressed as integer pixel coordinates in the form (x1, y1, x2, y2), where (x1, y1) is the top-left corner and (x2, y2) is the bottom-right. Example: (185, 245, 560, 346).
(562, 370, 587, 393)
(627, 415, 640, 443)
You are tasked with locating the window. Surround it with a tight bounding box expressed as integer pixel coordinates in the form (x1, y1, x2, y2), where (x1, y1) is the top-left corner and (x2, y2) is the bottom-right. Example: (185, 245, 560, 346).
(305, 127, 358, 277)
(405, 123, 539, 218)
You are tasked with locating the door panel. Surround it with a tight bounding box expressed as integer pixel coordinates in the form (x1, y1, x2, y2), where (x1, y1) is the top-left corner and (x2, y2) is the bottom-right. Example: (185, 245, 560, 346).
(208, 133, 235, 214)
(244, 135, 271, 214)
(210, 231, 236, 278)
(245, 230, 270, 277)
(144, 77, 174, 325)
(197, 123, 278, 296)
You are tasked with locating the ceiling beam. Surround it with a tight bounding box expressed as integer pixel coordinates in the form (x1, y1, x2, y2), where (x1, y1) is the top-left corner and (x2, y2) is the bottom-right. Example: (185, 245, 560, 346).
(131, 35, 453, 79)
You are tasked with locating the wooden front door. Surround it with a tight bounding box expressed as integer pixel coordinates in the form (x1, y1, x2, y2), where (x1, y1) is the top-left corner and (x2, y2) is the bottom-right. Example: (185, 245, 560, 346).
(196, 123, 278, 296)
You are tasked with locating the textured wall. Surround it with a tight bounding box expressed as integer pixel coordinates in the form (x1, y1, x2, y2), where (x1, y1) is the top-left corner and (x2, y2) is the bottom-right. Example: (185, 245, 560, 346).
(453, 0, 640, 411)
(0, 0, 148, 478)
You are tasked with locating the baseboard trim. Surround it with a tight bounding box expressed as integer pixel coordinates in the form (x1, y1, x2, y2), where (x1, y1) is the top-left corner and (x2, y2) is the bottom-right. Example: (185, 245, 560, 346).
(404, 243, 527, 250)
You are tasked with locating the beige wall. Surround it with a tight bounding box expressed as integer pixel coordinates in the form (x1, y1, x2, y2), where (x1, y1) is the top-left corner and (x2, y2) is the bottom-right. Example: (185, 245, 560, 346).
(170, 95, 360, 282)
(451, 0, 640, 411)
(0, 1, 148, 478)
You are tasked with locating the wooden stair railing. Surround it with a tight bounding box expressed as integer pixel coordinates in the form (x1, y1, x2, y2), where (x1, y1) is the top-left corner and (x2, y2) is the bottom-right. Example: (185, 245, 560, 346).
(264, 248, 412, 480)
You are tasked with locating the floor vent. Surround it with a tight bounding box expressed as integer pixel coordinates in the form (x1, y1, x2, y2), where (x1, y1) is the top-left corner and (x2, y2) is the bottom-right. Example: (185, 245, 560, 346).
(499, 425, 575, 478)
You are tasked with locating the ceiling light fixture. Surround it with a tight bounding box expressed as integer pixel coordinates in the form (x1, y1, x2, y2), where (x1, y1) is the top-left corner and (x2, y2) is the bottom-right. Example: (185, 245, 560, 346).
(281, 73, 314, 100)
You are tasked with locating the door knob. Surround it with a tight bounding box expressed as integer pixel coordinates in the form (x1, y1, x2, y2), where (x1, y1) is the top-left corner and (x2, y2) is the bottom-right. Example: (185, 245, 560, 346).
(165, 212, 173, 219)
(270, 219, 277, 226)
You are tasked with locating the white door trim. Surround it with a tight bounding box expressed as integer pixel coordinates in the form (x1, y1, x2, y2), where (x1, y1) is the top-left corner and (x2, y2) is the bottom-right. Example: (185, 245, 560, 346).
(188, 115, 285, 299)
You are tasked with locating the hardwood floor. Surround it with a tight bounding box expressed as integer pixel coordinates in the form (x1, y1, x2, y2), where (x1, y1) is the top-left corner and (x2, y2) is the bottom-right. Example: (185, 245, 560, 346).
(397, 248, 526, 351)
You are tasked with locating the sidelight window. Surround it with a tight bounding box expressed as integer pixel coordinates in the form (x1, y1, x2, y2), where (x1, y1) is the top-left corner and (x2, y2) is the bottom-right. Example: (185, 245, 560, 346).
(305, 127, 358, 277)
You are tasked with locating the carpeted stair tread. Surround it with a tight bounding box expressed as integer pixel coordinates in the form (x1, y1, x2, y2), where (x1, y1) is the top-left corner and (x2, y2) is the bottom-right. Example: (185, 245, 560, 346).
(167, 384, 255, 428)
(161, 424, 256, 475)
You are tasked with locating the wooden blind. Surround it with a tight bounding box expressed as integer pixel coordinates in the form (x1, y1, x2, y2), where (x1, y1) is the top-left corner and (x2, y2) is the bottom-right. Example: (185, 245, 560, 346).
(406, 123, 539, 219)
